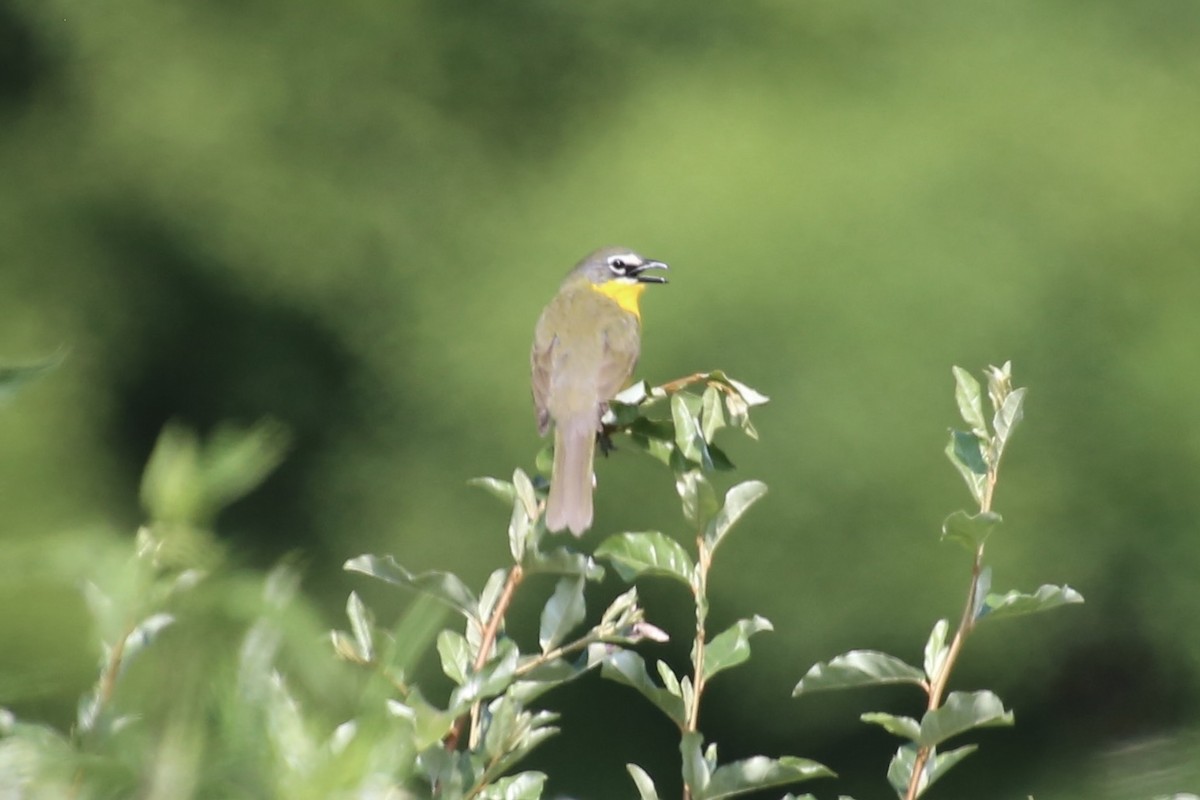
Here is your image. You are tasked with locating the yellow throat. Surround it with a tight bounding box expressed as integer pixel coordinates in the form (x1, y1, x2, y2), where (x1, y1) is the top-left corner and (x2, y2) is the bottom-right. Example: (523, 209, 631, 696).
(590, 279, 646, 320)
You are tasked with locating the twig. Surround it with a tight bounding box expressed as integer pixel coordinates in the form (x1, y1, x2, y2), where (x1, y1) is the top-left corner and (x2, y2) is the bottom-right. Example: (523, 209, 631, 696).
(685, 534, 711, 733)
(682, 533, 712, 800)
(904, 473, 997, 800)
(96, 623, 134, 710)
(444, 564, 525, 751)
(657, 372, 713, 396)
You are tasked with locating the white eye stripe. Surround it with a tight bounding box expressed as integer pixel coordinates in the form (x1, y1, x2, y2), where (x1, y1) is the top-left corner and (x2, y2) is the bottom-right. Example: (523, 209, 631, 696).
(606, 254, 641, 273)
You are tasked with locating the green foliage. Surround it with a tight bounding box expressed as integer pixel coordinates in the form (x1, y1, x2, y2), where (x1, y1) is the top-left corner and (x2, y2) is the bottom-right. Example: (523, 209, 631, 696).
(0, 421, 418, 799)
(595, 531, 695, 587)
(794, 651, 927, 695)
(794, 364, 1082, 799)
(3, 0, 1197, 789)
(0, 364, 1084, 798)
(334, 374, 779, 797)
(594, 374, 829, 799)
(702, 615, 772, 683)
(336, 371, 822, 798)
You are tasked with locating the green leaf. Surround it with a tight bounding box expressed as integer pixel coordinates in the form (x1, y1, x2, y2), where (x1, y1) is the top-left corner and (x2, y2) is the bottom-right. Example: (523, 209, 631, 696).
(346, 591, 375, 662)
(437, 630, 471, 685)
(677, 470, 719, 529)
(534, 444, 554, 477)
(679, 675, 695, 718)
(887, 744, 918, 798)
(927, 744, 978, 789)
(627, 763, 661, 800)
(992, 386, 1027, 454)
(452, 640, 520, 708)
(394, 689, 458, 751)
(330, 629, 364, 663)
(539, 576, 586, 653)
(595, 532, 695, 588)
(919, 690, 1013, 747)
(117, 612, 175, 673)
(703, 615, 773, 682)
(923, 619, 949, 682)
(972, 566, 993, 621)
(508, 657, 595, 704)
(379, 593, 447, 681)
(501, 471, 541, 564)
(139, 424, 201, 525)
(522, 548, 604, 581)
(513, 469, 539, 524)
(483, 695, 518, 759)
(508, 490, 534, 564)
(345, 555, 479, 620)
(199, 420, 291, 515)
(951, 366, 987, 436)
(700, 385, 727, 442)
(976, 584, 1084, 622)
(476, 771, 547, 800)
(601, 586, 640, 626)
(702, 755, 834, 799)
(612, 380, 651, 406)
(728, 380, 769, 408)
(624, 417, 678, 465)
(723, 390, 751, 433)
(940, 510, 1002, 551)
(480, 704, 560, 778)
(861, 712, 921, 742)
(601, 650, 686, 725)
(984, 361, 1013, 409)
(716, 373, 770, 406)
(706, 442, 737, 470)
(681, 732, 710, 797)
(793, 651, 926, 696)
(656, 660, 683, 698)
(705, 480, 768, 554)
(477, 568, 510, 631)
(887, 741, 978, 799)
(263, 673, 316, 769)
(0, 354, 62, 405)
(948, 430, 987, 475)
(704, 741, 719, 773)
(944, 431, 987, 505)
(672, 393, 712, 468)
(468, 476, 516, 506)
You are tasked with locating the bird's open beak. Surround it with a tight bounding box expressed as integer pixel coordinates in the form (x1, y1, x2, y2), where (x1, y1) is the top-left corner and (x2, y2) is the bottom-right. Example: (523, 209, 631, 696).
(632, 260, 669, 284)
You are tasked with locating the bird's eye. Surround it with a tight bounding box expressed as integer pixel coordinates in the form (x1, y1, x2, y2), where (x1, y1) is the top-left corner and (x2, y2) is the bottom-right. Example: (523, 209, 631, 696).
(609, 258, 626, 272)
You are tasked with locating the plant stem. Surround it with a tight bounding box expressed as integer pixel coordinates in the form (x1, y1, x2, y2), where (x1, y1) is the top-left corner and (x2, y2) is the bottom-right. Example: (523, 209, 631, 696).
(682, 535, 712, 800)
(904, 473, 997, 800)
(514, 630, 600, 678)
(96, 622, 134, 711)
(474, 565, 524, 672)
(686, 535, 711, 733)
(658, 372, 712, 396)
(445, 564, 525, 752)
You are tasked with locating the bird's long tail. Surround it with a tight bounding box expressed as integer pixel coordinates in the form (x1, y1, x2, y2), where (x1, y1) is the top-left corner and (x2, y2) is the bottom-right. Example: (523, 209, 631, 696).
(546, 416, 596, 536)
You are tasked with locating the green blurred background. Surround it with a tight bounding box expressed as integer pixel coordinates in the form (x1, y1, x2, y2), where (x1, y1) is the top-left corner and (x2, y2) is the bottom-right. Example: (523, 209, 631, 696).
(3, 0, 1200, 796)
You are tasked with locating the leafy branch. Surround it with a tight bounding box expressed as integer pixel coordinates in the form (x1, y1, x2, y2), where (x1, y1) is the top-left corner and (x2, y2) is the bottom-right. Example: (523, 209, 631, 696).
(594, 375, 833, 800)
(794, 362, 1083, 799)
(342, 461, 663, 798)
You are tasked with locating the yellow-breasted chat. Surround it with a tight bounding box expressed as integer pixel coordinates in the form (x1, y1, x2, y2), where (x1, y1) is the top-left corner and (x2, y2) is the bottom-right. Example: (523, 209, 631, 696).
(530, 247, 668, 535)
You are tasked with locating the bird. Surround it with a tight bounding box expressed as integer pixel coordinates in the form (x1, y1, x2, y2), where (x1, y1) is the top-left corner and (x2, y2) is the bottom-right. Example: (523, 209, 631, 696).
(530, 247, 669, 535)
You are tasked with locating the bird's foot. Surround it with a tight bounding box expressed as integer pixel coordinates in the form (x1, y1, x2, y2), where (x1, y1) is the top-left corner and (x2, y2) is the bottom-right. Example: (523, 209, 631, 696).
(597, 426, 618, 457)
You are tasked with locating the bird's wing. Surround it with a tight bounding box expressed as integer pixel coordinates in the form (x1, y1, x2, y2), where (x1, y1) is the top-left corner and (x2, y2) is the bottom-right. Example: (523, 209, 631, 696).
(530, 322, 556, 435)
